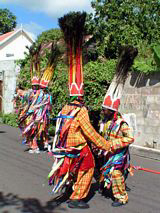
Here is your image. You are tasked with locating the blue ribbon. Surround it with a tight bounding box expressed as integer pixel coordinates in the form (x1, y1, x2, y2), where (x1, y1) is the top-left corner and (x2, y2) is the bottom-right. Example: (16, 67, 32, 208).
(50, 115, 74, 120)
(52, 151, 80, 158)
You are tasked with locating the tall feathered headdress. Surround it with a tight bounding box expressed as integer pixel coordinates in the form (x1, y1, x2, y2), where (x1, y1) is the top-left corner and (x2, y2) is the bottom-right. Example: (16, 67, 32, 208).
(40, 42, 59, 88)
(102, 46, 138, 111)
(58, 11, 86, 96)
(29, 44, 41, 85)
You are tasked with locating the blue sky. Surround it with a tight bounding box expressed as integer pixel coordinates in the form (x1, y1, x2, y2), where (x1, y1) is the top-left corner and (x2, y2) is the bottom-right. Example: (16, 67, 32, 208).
(0, 0, 93, 40)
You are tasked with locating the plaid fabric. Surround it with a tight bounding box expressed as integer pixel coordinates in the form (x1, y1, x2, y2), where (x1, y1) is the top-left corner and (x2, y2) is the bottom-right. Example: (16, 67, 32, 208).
(70, 167, 94, 200)
(112, 170, 128, 203)
(100, 117, 134, 203)
(56, 101, 110, 200)
(110, 122, 134, 152)
(61, 101, 110, 151)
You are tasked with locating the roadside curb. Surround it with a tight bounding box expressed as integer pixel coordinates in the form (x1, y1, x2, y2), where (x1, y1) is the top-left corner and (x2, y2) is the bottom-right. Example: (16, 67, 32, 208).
(130, 144, 160, 161)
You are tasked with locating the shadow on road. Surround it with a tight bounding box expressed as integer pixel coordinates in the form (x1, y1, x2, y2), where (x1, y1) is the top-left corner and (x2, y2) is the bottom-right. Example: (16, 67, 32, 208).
(0, 192, 67, 213)
(84, 182, 99, 202)
(0, 131, 6, 133)
(0, 183, 100, 212)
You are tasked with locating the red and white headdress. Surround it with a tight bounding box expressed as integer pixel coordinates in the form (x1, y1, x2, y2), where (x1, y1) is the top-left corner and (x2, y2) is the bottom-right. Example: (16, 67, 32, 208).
(59, 12, 86, 96)
(39, 79, 49, 88)
(102, 46, 138, 111)
(102, 80, 122, 111)
(31, 76, 40, 85)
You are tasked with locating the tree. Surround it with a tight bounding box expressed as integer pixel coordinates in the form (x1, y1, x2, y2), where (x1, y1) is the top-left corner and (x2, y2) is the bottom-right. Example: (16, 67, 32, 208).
(88, 0, 160, 58)
(0, 8, 17, 34)
(36, 28, 63, 44)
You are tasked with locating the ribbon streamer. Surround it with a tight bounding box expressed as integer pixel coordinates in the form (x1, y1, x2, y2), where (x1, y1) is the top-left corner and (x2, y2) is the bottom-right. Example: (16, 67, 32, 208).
(133, 165, 160, 175)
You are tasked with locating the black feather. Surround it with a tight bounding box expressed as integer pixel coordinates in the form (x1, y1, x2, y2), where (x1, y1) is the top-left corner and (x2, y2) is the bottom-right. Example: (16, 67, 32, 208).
(115, 45, 138, 84)
(58, 11, 86, 53)
(47, 42, 60, 68)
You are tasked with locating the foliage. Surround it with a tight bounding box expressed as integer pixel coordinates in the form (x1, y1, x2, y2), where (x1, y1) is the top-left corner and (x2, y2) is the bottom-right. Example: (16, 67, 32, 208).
(152, 44, 160, 68)
(0, 8, 17, 34)
(17, 61, 32, 88)
(132, 42, 160, 73)
(0, 113, 18, 127)
(36, 28, 63, 44)
(88, 0, 160, 58)
(84, 59, 116, 110)
(48, 124, 56, 136)
(132, 43, 154, 73)
(133, 59, 155, 73)
(49, 63, 69, 115)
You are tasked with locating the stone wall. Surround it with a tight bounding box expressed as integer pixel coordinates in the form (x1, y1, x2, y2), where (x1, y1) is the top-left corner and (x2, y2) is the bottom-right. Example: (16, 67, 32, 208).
(120, 72, 160, 150)
(0, 60, 17, 113)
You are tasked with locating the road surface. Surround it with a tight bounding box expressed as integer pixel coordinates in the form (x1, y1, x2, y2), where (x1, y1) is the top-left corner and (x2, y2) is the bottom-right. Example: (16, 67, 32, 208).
(0, 124, 160, 213)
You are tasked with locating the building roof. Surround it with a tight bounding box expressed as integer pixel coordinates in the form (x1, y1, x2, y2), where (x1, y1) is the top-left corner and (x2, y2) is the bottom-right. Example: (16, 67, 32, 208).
(0, 28, 34, 46)
(0, 31, 14, 42)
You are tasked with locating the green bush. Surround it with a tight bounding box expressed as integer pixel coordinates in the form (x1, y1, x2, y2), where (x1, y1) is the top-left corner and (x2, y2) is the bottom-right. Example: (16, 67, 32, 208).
(153, 44, 160, 68)
(132, 43, 160, 74)
(84, 59, 116, 110)
(48, 123, 56, 137)
(0, 113, 18, 127)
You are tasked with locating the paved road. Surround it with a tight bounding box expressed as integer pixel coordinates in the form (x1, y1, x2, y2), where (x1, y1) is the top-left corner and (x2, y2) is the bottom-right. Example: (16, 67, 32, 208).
(0, 124, 160, 213)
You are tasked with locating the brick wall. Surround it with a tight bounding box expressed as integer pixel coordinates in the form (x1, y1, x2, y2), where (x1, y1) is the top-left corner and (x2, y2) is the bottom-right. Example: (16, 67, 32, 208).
(120, 72, 160, 149)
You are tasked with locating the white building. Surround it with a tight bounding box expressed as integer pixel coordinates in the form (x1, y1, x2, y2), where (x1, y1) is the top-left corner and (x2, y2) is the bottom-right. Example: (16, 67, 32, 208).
(0, 28, 34, 113)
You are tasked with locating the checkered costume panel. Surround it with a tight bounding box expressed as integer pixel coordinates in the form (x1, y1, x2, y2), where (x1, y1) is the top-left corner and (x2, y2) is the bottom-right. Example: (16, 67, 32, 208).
(70, 168, 94, 200)
(61, 100, 110, 151)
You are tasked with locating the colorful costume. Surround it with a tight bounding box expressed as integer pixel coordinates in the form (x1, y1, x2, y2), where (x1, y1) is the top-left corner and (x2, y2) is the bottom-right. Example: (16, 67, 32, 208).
(48, 100, 110, 198)
(17, 46, 42, 151)
(25, 44, 55, 152)
(99, 114, 134, 203)
(18, 78, 41, 148)
(99, 46, 138, 206)
(23, 88, 44, 151)
(48, 12, 110, 209)
(33, 88, 52, 149)
(15, 44, 55, 153)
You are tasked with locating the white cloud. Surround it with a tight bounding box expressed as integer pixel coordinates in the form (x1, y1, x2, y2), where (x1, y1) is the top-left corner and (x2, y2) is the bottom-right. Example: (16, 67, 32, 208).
(16, 22, 45, 40)
(1, 0, 93, 18)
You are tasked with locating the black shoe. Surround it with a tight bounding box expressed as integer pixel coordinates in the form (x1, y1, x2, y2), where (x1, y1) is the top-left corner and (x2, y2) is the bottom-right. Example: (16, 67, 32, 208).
(98, 188, 103, 194)
(98, 182, 104, 194)
(112, 200, 127, 207)
(126, 185, 131, 192)
(68, 200, 89, 209)
(66, 199, 71, 204)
